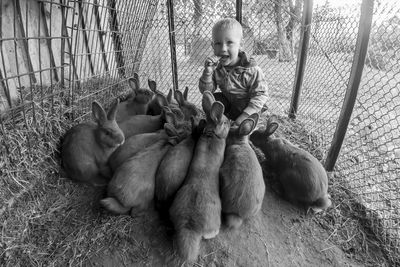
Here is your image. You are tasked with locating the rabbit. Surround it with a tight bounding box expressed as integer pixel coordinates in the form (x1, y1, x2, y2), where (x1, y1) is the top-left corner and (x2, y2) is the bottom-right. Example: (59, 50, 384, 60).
(109, 106, 189, 173)
(118, 93, 184, 138)
(249, 116, 331, 213)
(174, 87, 201, 120)
(108, 130, 167, 172)
(154, 116, 206, 217)
(116, 72, 154, 122)
(100, 122, 190, 215)
(219, 113, 265, 229)
(169, 91, 230, 262)
(61, 99, 125, 186)
(146, 80, 174, 116)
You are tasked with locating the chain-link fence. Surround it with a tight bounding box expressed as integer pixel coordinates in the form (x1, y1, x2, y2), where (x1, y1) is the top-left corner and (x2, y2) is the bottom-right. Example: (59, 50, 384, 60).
(294, 1, 399, 263)
(0, 0, 399, 265)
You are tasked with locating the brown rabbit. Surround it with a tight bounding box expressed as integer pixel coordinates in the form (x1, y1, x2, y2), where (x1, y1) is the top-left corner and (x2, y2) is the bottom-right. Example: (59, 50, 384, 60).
(118, 94, 183, 138)
(61, 99, 125, 186)
(100, 123, 190, 215)
(169, 91, 230, 262)
(108, 130, 167, 172)
(116, 73, 154, 122)
(174, 87, 200, 120)
(219, 113, 265, 229)
(154, 116, 206, 216)
(146, 80, 174, 116)
(249, 116, 331, 212)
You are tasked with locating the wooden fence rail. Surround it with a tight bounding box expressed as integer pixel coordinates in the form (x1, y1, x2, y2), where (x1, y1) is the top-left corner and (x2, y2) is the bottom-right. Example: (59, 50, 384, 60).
(0, 0, 158, 114)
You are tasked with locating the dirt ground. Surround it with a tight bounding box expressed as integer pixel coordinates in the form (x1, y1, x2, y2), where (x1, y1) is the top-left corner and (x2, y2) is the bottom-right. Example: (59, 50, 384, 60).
(81, 179, 369, 267)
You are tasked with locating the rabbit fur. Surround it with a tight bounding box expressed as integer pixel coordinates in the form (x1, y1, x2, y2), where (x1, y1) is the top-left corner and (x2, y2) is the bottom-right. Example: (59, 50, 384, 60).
(100, 123, 190, 215)
(154, 116, 206, 216)
(146, 81, 174, 116)
(118, 94, 184, 138)
(169, 91, 230, 262)
(116, 73, 154, 122)
(174, 87, 201, 121)
(61, 99, 125, 186)
(219, 113, 265, 229)
(249, 116, 331, 212)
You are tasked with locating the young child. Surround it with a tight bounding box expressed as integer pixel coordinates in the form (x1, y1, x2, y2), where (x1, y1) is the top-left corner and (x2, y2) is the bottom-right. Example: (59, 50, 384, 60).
(199, 18, 268, 125)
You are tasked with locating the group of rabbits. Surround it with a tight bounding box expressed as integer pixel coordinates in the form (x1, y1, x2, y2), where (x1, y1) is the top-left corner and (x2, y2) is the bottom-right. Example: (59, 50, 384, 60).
(60, 73, 331, 262)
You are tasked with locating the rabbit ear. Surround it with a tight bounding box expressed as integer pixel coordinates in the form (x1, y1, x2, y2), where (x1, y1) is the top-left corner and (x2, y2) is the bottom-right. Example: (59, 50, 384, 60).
(164, 122, 178, 137)
(172, 107, 185, 122)
(238, 117, 256, 136)
(174, 90, 184, 106)
(155, 93, 168, 108)
(265, 121, 279, 136)
(183, 87, 189, 100)
(92, 101, 107, 124)
(107, 98, 119, 121)
(163, 107, 176, 125)
(148, 79, 157, 92)
(248, 113, 260, 126)
(202, 91, 215, 115)
(210, 101, 225, 123)
(127, 78, 138, 98)
(133, 73, 140, 89)
(167, 89, 173, 104)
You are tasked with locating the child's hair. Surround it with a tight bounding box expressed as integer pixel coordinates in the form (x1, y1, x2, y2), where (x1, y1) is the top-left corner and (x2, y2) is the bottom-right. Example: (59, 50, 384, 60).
(212, 18, 243, 40)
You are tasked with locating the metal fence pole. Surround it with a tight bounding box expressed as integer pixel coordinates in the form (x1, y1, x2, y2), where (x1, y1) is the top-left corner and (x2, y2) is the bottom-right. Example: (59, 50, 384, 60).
(325, 0, 374, 171)
(288, 0, 313, 119)
(167, 0, 178, 91)
(236, 0, 242, 24)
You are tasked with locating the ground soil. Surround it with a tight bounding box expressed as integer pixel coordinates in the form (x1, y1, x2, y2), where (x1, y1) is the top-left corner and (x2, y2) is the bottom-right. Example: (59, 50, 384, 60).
(83, 181, 367, 267)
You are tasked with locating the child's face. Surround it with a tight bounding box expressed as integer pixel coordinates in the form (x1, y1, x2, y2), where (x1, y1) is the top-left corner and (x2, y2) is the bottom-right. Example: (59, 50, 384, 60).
(212, 27, 241, 67)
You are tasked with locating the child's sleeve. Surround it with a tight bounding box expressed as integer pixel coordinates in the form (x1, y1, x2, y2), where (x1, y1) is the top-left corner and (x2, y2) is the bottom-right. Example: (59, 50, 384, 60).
(243, 66, 268, 115)
(199, 69, 217, 93)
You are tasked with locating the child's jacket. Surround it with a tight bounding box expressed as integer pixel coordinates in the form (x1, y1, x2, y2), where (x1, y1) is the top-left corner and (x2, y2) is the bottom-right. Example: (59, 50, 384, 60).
(199, 51, 268, 116)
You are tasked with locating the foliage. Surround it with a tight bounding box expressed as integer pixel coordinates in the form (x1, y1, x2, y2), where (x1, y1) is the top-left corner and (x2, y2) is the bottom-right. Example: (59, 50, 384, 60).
(366, 15, 400, 71)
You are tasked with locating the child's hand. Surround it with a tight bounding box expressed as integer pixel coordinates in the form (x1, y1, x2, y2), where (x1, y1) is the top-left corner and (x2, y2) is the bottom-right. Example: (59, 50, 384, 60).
(234, 112, 249, 126)
(204, 56, 219, 75)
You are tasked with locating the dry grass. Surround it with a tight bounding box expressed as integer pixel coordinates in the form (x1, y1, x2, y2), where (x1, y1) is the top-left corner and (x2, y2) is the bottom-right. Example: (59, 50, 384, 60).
(256, 113, 396, 266)
(0, 78, 398, 266)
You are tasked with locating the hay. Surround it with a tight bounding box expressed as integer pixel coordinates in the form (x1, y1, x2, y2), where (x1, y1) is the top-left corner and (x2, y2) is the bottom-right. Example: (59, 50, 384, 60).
(257, 113, 395, 266)
(0, 88, 397, 266)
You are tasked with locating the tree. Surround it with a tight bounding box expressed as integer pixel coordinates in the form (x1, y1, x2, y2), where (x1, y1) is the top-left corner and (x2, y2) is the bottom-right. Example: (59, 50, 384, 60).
(274, 0, 302, 62)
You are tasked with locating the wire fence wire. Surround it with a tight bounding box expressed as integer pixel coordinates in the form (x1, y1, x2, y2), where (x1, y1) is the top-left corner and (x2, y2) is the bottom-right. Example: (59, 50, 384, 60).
(0, 0, 399, 265)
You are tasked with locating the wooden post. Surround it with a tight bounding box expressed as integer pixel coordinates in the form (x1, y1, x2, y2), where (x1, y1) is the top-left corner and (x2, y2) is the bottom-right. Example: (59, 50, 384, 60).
(236, 0, 242, 24)
(325, 0, 374, 171)
(39, 2, 59, 82)
(167, 0, 178, 91)
(288, 0, 313, 119)
(78, 1, 95, 76)
(93, 0, 109, 73)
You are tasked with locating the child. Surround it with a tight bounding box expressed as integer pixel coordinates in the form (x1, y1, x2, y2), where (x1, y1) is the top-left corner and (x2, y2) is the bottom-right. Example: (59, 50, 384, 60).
(199, 18, 268, 125)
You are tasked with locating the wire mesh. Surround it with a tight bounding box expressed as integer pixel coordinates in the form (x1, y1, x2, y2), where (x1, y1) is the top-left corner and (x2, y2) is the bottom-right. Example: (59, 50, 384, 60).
(297, 0, 399, 263)
(334, 1, 400, 262)
(0, 0, 399, 265)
